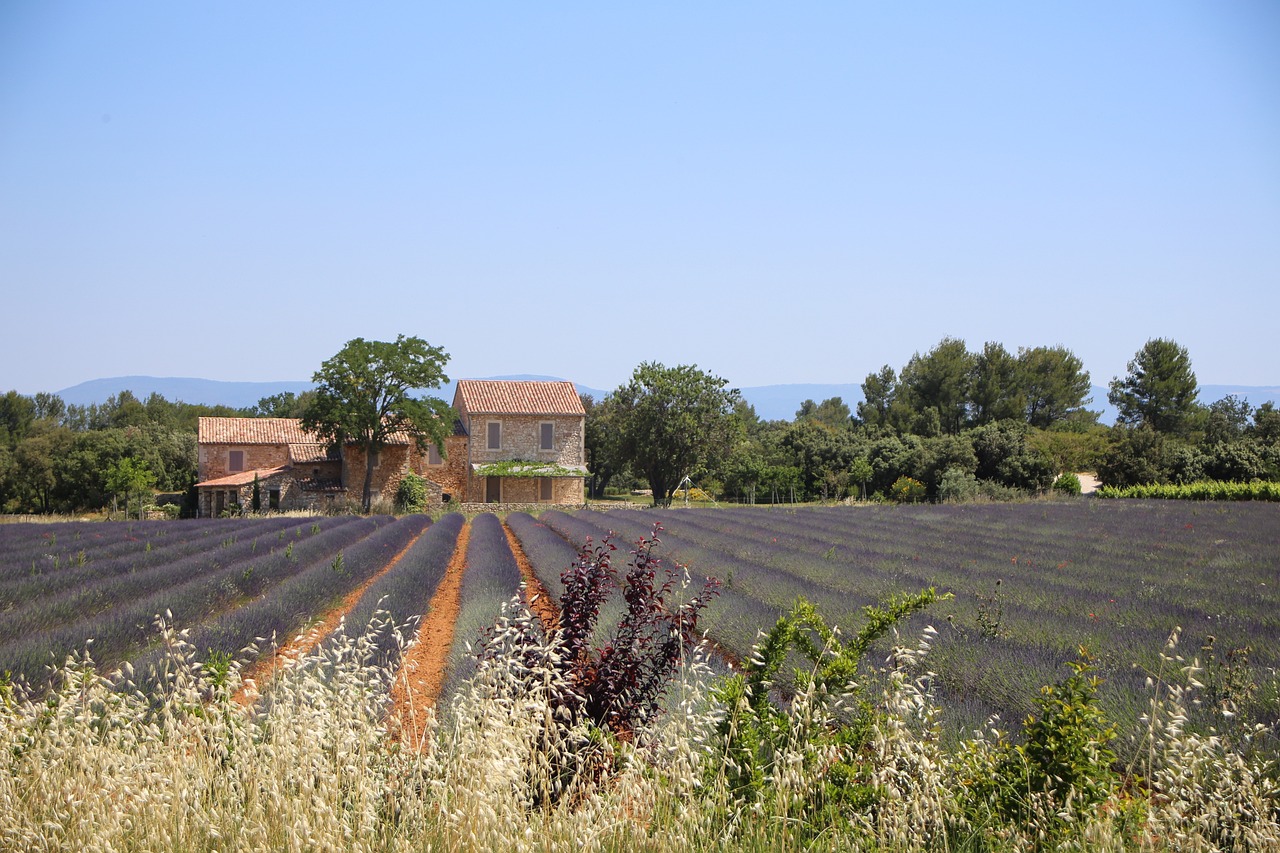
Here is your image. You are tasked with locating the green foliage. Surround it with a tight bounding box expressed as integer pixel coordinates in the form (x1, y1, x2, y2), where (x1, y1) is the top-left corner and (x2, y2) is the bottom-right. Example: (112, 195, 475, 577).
(889, 476, 926, 503)
(581, 393, 628, 499)
(395, 471, 428, 513)
(104, 457, 157, 520)
(938, 466, 981, 502)
(1096, 479, 1280, 500)
(302, 334, 452, 513)
(1052, 472, 1082, 495)
(608, 362, 742, 507)
(709, 591, 945, 842)
(897, 337, 976, 435)
(1108, 337, 1201, 435)
(1097, 424, 1168, 487)
(962, 653, 1118, 836)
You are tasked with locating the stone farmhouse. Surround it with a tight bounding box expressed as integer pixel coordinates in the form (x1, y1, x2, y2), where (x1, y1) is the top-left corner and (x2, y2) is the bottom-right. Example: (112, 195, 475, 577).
(193, 379, 586, 515)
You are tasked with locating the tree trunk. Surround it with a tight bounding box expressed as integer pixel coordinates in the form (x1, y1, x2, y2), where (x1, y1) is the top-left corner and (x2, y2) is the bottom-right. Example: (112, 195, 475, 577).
(362, 441, 377, 513)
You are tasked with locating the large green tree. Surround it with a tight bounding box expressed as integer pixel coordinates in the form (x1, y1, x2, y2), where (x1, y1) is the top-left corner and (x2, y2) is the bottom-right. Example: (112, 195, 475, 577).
(856, 366, 896, 428)
(582, 393, 628, 499)
(1108, 338, 1201, 435)
(1018, 345, 1094, 428)
(896, 337, 975, 435)
(612, 362, 742, 507)
(302, 335, 452, 512)
(969, 342, 1025, 425)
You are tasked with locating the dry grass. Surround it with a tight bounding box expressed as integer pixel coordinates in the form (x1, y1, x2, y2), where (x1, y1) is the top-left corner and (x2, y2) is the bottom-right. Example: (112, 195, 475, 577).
(1, 607, 1276, 851)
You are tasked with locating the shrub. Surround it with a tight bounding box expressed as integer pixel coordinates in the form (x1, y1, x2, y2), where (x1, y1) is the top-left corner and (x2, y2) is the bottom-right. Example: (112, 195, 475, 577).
(396, 472, 428, 513)
(889, 476, 926, 503)
(1052, 472, 1081, 495)
(938, 467, 980, 503)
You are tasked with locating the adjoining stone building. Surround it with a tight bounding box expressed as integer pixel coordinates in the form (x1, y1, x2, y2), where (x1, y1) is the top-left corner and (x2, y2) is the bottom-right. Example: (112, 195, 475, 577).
(193, 379, 585, 515)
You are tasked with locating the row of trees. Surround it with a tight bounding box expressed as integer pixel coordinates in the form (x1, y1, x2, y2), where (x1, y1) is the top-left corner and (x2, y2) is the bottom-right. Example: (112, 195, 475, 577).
(0, 389, 231, 514)
(585, 338, 1279, 505)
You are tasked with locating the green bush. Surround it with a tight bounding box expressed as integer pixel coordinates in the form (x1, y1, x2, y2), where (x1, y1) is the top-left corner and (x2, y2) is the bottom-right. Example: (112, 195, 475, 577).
(937, 467, 980, 503)
(395, 472, 428, 513)
(1052, 472, 1081, 495)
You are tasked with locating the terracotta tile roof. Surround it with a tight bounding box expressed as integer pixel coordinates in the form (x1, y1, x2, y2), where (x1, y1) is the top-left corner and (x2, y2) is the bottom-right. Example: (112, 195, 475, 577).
(199, 417, 413, 446)
(289, 443, 339, 464)
(195, 466, 290, 488)
(454, 380, 585, 416)
(199, 417, 319, 445)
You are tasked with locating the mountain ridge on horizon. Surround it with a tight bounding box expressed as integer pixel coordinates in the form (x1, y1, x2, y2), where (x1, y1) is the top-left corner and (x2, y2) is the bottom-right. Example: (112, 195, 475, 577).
(49, 375, 1280, 425)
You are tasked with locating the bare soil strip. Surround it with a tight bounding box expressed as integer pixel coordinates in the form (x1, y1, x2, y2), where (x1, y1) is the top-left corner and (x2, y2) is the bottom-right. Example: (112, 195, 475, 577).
(502, 520, 560, 631)
(232, 526, 427, 707)
(387, 519, 471, 745)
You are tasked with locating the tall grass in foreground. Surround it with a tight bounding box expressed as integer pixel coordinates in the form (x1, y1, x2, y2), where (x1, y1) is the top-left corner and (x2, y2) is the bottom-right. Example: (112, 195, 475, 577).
(2, 608, 1277, 850)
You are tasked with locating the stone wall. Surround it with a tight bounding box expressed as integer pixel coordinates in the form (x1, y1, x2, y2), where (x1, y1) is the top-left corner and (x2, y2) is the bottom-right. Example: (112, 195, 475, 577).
(198, 443, 291, 482)
(461, 414, 586, 504)
(465, 414, 584, 468)
(342, 443, 413, 505)
(418, 435, 468, 503)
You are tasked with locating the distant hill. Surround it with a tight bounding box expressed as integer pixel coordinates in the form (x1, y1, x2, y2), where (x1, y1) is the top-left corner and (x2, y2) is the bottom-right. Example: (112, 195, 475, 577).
(53, 375, 1279, 425)
(56, 376, 316, 409)
(55, 374, 610, 412)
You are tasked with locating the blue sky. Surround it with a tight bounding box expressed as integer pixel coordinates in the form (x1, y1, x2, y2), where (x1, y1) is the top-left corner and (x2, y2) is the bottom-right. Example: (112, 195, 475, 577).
(2, 2, 1278, 396)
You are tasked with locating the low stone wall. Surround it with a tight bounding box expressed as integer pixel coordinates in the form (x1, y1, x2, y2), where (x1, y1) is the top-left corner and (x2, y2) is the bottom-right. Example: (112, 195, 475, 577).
(454, 502, 586, 515)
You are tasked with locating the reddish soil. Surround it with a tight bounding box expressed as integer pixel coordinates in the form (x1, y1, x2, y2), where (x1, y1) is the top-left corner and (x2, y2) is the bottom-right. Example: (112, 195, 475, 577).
(503, 520, 560, 631)
(386, 519, 471, 746)
(233, 526, 427, 707)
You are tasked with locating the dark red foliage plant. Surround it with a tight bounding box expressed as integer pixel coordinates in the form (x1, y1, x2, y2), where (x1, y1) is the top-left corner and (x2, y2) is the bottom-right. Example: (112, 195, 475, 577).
(554, 522, 719, 735)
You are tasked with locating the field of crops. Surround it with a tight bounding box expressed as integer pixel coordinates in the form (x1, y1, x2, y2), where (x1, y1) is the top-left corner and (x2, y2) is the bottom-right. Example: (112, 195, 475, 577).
(0, 514, 471, 688)
(3, 502, 1279, 850)
(4, 501, 1277, 735)
(526, 501, 1280, 738)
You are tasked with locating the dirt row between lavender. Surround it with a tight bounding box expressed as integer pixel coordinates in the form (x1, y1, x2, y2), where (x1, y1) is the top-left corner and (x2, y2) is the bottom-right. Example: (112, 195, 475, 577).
(234, 515, 560, 744)
(233, 524, 429, 707)
(386, 519, 471, 745)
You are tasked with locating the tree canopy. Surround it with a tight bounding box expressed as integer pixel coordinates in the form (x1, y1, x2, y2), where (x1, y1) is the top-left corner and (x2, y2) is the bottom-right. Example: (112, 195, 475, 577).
(1108, 338, 1200, 435)
(302, 335, 452, 512)
(611, 363, 742, 507)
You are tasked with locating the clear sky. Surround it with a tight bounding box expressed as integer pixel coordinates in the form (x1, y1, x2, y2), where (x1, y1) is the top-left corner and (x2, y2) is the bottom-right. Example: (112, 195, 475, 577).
(3, 2, 1278, 396)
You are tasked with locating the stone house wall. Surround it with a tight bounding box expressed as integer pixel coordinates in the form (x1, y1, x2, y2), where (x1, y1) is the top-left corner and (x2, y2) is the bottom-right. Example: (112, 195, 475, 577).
(198, 443, 291, 482)
(341, 443, 413, 505)
(461, 413, 586, 505)
(417, 435, 468, 503)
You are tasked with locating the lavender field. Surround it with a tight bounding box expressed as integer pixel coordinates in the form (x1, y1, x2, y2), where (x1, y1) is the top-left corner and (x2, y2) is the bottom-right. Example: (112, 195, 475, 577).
(529, 501, 1280, 741)
(0, 515, 428, 688)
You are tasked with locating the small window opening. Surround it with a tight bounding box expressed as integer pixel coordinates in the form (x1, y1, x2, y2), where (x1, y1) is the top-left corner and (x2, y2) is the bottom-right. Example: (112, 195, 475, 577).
(228, 450, 244, 472)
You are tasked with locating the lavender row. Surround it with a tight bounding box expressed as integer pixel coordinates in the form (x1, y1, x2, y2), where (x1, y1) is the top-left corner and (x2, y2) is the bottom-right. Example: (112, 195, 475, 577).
(0, 516, 305, 609)
(137, 515, 432, 681)
(327, 513, 465, 670)
(0, 517, 391, 688)
(505, 510, 636, 651)
(440, 513, 523, 709)
(540, 511, 782, 666)
(561, 504, 1280, 751)
(0, 518, 252, 579)
(0, 517, 326, 647)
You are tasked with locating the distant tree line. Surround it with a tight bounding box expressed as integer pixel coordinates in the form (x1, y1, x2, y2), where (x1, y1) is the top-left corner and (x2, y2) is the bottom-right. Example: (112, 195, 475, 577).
(0, 388, 315, 515)
(585, 338, 1280, 505)
(4, 336, 1277, 513)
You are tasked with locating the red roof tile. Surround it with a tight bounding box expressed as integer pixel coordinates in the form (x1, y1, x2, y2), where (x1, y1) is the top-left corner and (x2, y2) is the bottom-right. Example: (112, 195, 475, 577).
(454, 380, 585, 416)
(198, 418, 318, 445)
(289, 443, 339, 464)
(199, 418, 413, 446)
